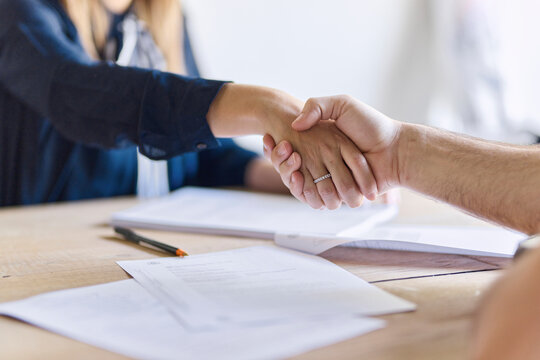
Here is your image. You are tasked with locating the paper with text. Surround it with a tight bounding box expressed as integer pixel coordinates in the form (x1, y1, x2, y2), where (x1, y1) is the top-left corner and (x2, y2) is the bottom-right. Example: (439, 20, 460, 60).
(0, 280, 384, 360)
(118, 246, 415, 330)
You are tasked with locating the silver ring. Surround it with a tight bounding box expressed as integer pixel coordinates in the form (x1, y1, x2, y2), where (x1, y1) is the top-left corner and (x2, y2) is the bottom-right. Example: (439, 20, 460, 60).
(313, 173, 332, 184)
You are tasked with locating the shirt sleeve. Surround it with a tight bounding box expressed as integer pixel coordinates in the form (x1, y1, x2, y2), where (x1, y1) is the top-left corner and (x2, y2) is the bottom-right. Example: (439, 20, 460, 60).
(0, 0, 227, 160)
(195, 139, 259, 187)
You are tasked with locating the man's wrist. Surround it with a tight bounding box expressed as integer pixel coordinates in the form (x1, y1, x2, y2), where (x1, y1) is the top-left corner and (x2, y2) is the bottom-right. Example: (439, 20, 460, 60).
(395, 122, 422, 188)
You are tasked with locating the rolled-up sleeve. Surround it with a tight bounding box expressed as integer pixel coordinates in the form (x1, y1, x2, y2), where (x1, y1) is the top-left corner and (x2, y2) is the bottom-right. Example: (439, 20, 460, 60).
(0, 0, 227, 160)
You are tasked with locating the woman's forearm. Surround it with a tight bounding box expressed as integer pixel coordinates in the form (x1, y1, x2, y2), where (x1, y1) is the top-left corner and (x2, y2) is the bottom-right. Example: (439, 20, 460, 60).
(206, 84, 301, 138)
(398, 123, 540, 234)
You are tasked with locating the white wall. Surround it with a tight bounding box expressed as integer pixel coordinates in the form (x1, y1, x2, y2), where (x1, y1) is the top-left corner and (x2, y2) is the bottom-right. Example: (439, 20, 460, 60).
(182, 0, 431, 151)
(183, 0, 540, 147)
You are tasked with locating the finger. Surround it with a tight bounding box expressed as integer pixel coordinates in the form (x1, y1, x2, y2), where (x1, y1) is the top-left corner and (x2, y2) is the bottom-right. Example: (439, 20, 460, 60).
(292, 95, 350, 131)
(380, 189, 400, 204)
(302, 168, 325, 210)
(278, 152, 302, 188)
(270, 140, 294, 172)
(310, 166, 341, 210)
(323, 155, 363, 208)
(262, 134, 276, 160)
(341, 145, 378, 201)
(289, 171, 306, 203)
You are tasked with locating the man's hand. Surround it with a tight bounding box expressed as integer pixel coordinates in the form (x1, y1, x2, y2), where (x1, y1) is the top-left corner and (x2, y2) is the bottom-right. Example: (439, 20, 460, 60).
(208, 85, 377, 209)
(264, 117, 377, 209)
(264, 95, 403, 204)
(252, 89, 378, 210)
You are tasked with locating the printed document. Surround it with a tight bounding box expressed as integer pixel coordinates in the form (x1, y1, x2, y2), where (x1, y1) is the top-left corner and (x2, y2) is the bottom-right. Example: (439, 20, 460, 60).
(118, 246, 415, 330)
(0, 280, 384, 360)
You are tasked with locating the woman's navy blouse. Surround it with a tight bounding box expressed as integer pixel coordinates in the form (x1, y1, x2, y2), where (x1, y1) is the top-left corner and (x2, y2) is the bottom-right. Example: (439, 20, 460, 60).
(0, 0, 257, 206)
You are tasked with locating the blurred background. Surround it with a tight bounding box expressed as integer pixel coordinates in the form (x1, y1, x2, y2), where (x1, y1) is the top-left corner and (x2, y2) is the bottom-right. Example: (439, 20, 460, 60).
(182, 0, 540, 151)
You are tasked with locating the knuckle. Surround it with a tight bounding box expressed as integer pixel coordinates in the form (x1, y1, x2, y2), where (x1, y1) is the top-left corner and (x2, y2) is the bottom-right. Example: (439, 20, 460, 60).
(319, 185, 335, 198)
(332, 134, 345, 145)
(343, 183, 360, 198)
(305, 98, 317, 108)
(352, 152, 369, 168)
(303, 186, 317, 198)
(343, 94, 354, 102)
(336, 94, 353, 104)
(319, 142, 334, 155)
(279, 161, 292, 174)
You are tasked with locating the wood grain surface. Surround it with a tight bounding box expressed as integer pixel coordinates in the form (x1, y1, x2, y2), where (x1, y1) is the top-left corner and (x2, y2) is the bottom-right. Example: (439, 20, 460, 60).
(0, 190, 512, 359)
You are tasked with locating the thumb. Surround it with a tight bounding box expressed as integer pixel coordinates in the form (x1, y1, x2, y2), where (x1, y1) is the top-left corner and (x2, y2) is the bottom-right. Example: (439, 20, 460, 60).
(291, 109, 320, 131)
(291, 96, 341, 131)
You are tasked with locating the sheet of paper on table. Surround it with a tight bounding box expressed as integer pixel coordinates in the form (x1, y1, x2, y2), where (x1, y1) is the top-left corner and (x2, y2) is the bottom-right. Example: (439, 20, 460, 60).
(0, 280, 385, 360)
(276, 225, 524, 256)
(118, 246, 415, 330)
(111, 186, 397, 239)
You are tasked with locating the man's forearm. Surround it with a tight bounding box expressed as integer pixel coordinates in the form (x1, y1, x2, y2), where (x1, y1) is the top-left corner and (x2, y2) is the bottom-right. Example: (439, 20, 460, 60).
(398, 123, 540, 234)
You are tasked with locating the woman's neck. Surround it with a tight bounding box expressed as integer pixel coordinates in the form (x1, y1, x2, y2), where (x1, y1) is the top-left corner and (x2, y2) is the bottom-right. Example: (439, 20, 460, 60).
(100, 0, 133, 14)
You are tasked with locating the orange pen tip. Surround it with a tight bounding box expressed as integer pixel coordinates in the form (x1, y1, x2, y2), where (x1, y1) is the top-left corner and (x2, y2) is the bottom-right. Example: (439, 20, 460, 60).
(176, 249, 189, 257)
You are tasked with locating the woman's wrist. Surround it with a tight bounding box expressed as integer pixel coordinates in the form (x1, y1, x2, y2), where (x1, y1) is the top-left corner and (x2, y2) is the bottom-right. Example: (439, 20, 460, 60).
(252, 87, 303, 138)
(206, 83, 302, 141)
(206, 84, 269, 137)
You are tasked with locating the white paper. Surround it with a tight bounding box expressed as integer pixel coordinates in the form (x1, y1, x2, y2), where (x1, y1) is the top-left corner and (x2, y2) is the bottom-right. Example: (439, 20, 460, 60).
(118, 246, 415, 330)
(344, 225, 523, 257)
(276, 225, 524, 257)
(0, 280, 385, 360)
(111, 187, 397, 239)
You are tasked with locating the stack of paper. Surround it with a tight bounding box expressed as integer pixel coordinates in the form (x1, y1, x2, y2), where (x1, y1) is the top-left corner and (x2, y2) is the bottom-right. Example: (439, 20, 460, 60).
(0, 246, 415, 359)
(111, 187, 398, 239)
(112, 187, 523, 257)
(277, 225, 523, 256)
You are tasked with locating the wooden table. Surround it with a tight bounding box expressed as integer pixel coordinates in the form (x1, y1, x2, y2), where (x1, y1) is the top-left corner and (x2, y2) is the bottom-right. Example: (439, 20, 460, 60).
(0, 190, 511, 360)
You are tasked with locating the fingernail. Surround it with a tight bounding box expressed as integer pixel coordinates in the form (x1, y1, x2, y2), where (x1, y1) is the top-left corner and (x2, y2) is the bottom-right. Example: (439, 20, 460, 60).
(287, 155, 295, 166)
(291, 176, 296, 185)
(263, 143, 268, 151)
(367, 192, 376, 201)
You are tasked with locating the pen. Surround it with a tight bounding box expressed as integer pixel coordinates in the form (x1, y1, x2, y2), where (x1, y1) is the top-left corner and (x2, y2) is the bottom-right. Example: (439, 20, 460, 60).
(114, 227, 188, 257)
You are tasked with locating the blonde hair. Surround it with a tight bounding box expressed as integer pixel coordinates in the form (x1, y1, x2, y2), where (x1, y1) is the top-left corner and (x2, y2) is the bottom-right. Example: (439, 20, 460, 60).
(61, 0, 185, 74)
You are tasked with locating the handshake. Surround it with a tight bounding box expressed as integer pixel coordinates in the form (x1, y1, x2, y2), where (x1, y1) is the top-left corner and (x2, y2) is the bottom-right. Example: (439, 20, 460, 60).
(259, 94, 402, 210)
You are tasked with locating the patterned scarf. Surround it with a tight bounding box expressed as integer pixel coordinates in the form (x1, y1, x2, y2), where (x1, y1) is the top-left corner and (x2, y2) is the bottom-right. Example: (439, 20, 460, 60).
(111, 12, 169, 198)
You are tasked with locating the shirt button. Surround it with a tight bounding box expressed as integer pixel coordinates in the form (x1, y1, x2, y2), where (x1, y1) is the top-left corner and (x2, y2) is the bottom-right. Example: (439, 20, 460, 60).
(196, 143, 208, 150)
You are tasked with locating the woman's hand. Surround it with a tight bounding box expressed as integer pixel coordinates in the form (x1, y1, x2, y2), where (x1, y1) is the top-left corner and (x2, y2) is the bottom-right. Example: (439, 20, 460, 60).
(263, 95, 403, 205)
(259, 91, 380, 209)
(263, 135, 401, 205)
(207, 85, 376, 209)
